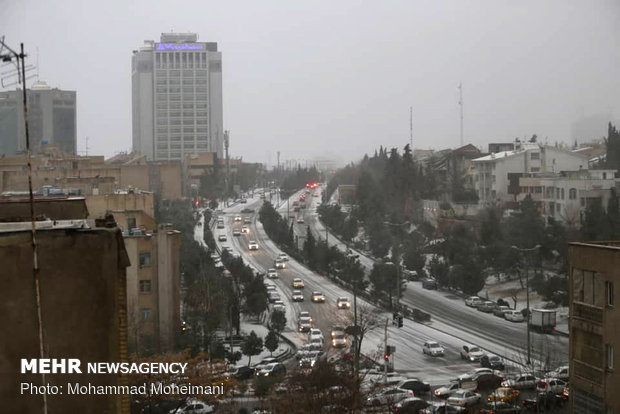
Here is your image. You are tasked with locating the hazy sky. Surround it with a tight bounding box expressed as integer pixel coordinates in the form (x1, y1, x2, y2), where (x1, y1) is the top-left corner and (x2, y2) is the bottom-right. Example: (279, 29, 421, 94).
(3, 0, 619, 165)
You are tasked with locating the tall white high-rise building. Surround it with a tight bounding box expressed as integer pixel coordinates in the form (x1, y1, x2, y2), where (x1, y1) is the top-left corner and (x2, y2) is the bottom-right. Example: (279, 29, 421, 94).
(132, 33, 223, 161)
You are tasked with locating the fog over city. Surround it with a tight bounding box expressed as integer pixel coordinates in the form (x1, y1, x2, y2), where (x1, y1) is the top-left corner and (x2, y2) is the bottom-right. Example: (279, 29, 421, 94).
(3, 0, 619, 165)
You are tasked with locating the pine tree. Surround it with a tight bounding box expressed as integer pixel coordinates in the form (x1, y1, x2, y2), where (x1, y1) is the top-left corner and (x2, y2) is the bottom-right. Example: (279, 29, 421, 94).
(264, 330, 279, 356)
(241, 331, 263, 366)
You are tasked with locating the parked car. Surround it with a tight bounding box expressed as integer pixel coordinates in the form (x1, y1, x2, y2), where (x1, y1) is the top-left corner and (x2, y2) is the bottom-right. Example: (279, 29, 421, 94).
(336, 297, 351, 309)
(420, 401, 466, 413)
(390, 397, 431, 413)
(480, 354, 505, 370)
(267, 268, 278, 279)
(460, 345, 484, 362)
(366, 387, 414, 406)
(547, 365, 569, 381)
(396, 378, 431, 394)
(536, 378, 567, 394)
(479, 402, 522, 413)
(493, 305, 512, 317)
(486, 387, 520, 403)
(311, 291, 326, 303)
(477, 301, 497, 313)
(292, 278, 305, 288)
(447, 390, 481, 406)
(422, 278, 438, 290)
(292, 290, 304, 302)
(501, 373, 538, 390)
(434, 382, 461, 399)
(504, 310, 525, 322)
(423, 341, 445, 357)
(465, 296, 484, 307)
(248, 240, 259, 250)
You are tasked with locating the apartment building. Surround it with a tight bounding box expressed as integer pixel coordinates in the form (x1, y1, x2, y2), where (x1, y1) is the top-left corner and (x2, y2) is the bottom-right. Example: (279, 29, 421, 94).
(568, 241, 619, 413)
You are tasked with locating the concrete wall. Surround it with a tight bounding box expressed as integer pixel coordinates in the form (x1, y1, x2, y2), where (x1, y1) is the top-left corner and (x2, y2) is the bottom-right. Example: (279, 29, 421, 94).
(86, 193, 155, 220)
(156, 225, 181, 352)
(0, 227, 130, 413)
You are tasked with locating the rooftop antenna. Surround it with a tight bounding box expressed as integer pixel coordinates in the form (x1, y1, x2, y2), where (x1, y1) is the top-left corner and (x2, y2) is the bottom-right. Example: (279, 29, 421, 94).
(85, 136, 89, 156)
(409, 107, 413, 150)
(458, 83, 464, 147)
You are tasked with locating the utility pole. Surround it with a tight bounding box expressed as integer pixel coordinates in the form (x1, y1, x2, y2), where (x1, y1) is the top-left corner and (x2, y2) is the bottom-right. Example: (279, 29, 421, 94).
(224, 131, 230, 196)
(409, 107, 413, 150)
(458, 83, 464, 147)
(383, 318, 389, 383)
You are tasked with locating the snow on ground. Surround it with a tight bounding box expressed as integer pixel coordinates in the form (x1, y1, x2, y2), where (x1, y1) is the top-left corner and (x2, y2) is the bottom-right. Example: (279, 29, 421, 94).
(231, 321, 293, 368)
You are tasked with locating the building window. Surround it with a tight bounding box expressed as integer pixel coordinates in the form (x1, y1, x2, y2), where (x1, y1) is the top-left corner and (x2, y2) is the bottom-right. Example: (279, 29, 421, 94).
(127, 218, 137, 230)
(569, 188, 577, 199)
(141, 308, 151, 321)
(607, 281, 615, 307)
(607, 344, 614, 370)
(581, 197, 586, 207)
(531, 152, 540, 160)
(139, 280, 151, 293)
(573, 268, 605, 307)
(561, 188, 565, 200)
(531, 167, 540, 172)
(139, 252, 151, 267)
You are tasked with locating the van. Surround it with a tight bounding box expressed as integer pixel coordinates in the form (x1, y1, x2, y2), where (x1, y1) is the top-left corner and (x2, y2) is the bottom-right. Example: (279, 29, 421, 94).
(505, 310, 525, 322)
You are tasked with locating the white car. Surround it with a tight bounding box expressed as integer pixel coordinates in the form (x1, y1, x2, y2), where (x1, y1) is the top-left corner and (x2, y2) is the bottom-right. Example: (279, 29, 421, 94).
(298, 311, 312, 322)
(267, 268, 278, 279)
(536, 377, 567, 393)
(234, 215, 242, 222)
(277, 253, 289, 262)
(547, 365, 569, 381)
(265, 284, 276, 291)
(501, 373, 538, 389)
(433, 382, 461, 399)
(296, 217, 305, 223)
(366, 387, 414, 406)
(311, 291, 326, 303)
(248, 240, 259, 250)
(241, 226, 250, 234)
(336, 297, 351, 309)
(460, 344, 484, 362)
(274, 259, 286, 269)
(505, 310, 525, 322)
(465, 296, 484, 307)
(168, 399, 215, 413)
(422, 341, 445, 357)
(292, 290, 304, 302)
(457, 368, 494, 382)
(233, 228, 241, 236)
(308, 328, 324, 342)
(447, 390, 481, 406)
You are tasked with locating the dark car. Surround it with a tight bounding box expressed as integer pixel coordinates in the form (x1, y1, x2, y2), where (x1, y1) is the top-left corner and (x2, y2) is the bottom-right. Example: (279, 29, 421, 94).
(396, 378, 431, 394)
(473, 373, 504, 391)
(481, 354, 505, 370)
(479, 402, 522, 413)
(390, 397, 430, 413)
(422, 278, 438, 290)
(234, 366, 255, 380)
(521, 391, 567, 411)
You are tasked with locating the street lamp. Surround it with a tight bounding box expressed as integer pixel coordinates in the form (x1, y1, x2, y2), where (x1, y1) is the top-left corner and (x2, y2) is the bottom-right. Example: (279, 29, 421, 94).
(511, 244, 541, 366)
(384, 220, 410, 309)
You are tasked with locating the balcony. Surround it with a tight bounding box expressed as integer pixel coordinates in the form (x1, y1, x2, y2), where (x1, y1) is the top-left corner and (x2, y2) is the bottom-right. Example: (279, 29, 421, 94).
(573, 302, 603, 324)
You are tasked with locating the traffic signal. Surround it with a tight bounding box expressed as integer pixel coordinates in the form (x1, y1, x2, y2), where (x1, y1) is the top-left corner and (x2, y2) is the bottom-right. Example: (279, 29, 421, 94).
(397, 315, 404, 328)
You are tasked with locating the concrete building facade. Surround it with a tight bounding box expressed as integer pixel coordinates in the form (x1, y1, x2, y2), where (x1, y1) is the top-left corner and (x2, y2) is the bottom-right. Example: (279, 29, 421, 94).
(568, 241, 619, 413)
(472, 143, 589, 206)
(132, 33, 224, 161)
(0, 81, 76, 155)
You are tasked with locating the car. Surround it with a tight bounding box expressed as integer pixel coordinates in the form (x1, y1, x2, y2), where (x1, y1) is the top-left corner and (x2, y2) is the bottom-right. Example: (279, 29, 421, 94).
(292, 290, 304, 302)
(480, 354, 505, 370)
(396, 378, 431, 394)
(311, 291, 326, 303)
(434, 382, 462, 399)
(309, 337, 324, 347)
(274, 259, 286, 269)
(479, 401, 522, 413)
(472, 372, 504, 391)
(366, 387, 414, 406)
(547, 365, 569, 381)
(272, 303, 285, 313)
(423, 341, 445, 357)
(240, 198, 247, 204)
(298, 318, 312, 332)
(218, 234, 227, 241)
(447, 390, 481, 406)
(504, 310, 525, 322)
(233, 228, 241, 236)
(292, 278, 305, 288)
(277, 252, 289, 262)
(391, 397, 431, 413)
(268, 291, 281, 303)
(298, 311, 312, 322)
(465, 296, 484, 307)
(216, 222, 225, 229)
(244, 217, 251, 224)
(422, 278, 438, 290)
(296, 216, 305, 223)
(256, 362, 286, 378)
(308, 328, 324, 341)
(421, 402, 466, 413)
(234, 215, 242, 222)
(299, 357, 317, 369)
(248, 240, 259, 250)
(460, 345, 484, 362)
(501, 373, 538, 390)
(267, 268, 278, 279)
(331, 332, 347, 348)
(168, 399, 215, 413)
(477, 301, 497, 313)
(457, 368, 494, 382)
(336, 297, 351, 309)
(493, 305, 512, 317)
(232, 366, 255, 381)
(536, 378, 567, 394)
(265, 283, 276, 291)
(221, 245, 232, 253)
(486, 388, 520, 404)
(241, 226, 250, 234)
(521, 391, 567, 411)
